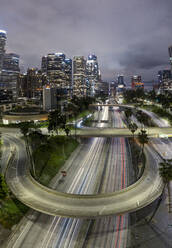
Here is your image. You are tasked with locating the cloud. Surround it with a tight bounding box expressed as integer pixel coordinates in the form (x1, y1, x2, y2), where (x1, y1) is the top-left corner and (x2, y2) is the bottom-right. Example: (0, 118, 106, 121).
(1, 0, 172, 81)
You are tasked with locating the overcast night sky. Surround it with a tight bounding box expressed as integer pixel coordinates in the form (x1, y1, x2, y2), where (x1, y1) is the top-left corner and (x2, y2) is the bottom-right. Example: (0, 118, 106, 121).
(1, 0, 172, 82)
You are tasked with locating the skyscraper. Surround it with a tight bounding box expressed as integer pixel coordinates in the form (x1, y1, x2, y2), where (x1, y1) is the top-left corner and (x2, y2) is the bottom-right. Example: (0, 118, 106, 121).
(168, 45, 172, 72)
(73, 56, 87, 97)
(86, 54, 100, 96)
(0, 30, 20, 97)
(43, 85, 57, 111)
(3, 53, 20, 72)
(158, 70, 171, 84)
(131, 75, 144, 89)
(17, 68, 47, 99)
(0, 30, 7, 72)
(117, 75, 124, 85)
(41, 53, 72, 97)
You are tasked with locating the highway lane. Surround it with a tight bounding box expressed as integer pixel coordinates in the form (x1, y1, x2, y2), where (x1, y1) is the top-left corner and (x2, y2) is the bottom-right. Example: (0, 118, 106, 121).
(82, 107, 130, 248)
(141, 109, 170, 127)
(109, 107, 126, 128)
(0, 134, 12, 174)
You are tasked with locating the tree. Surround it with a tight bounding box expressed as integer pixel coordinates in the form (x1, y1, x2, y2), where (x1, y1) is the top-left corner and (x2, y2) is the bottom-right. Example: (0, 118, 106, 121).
(64, 127, 70, 136)
(159, 159, 172, 212)
(48, 111, 66, 135)
(124, 108, 133, 121)
(19, 122, 31, 137)
(129, 122, 138, 140)
(136, 110, 148, 129)
(67, 103, 79, 138)
(0, 173, 9, 200)
(138, 129, 149, 154)
(148, 159, 172, 223)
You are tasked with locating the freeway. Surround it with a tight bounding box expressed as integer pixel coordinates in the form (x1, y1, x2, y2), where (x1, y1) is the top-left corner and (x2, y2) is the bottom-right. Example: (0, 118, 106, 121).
(3, 107, 164, 219)
(4, 106, 133, 247)
(2, 106, 166, 247)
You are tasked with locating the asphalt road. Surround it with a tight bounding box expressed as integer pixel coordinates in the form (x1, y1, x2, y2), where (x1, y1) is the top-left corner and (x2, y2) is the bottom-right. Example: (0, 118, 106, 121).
(3, 106, 164, 248)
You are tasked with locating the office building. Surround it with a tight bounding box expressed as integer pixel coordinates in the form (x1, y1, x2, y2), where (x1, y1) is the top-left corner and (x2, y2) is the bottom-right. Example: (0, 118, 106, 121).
(3, 53, 20, 72)
(73, 56, 87, 97)
(43, 85, 57, 111)
(0, 30, 20, 98)
(86, 54, 100, 96)
(157, 69, 172, 94)
(116, 75, 126, 97)
(168, 45, 172, 72)
(131, 75, 144, 89)
(0, 30, 6, 72)
(17, 68, 47, 99)
(117, 75, 124, 85)
(41, 53, 72, 97)
(158, 70, 171, 84)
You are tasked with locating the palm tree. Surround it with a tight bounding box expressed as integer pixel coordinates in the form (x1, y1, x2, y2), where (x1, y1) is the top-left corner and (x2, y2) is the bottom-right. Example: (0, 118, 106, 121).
(148, 159, 172, 223)
(124, 108, 133, 124)
(129, 122, 138, 140)
(67, 102, 79, 138)
(159, 159, 172, 212)
(138, 129, 149, 154)
(136, 111, 147, 129)
(19, 122, 31, 138)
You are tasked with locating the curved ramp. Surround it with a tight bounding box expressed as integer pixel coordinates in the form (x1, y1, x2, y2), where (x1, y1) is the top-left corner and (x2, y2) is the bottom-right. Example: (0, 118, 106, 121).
(5, 137, 164, 218)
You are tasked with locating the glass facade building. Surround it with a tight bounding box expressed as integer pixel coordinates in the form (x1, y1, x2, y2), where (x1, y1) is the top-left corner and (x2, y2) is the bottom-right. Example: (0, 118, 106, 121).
(168, 45, 172, 71)
(158, 70, 171, 84)
(0, 30, 20, 98)
(41, 53, 72, 97)
(73, 56, 87, 97)
(17, 68, 47, 99)
(131, 75, 144, 89)
(0, 30, 6, 72)
(86, 54, 100, 96)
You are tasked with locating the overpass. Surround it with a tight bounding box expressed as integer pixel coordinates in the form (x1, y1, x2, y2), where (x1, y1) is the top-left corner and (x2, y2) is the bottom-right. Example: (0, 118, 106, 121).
(76, 127, 172, 137)
(89, 103, 131, 107)
(5, 134, 164, 218)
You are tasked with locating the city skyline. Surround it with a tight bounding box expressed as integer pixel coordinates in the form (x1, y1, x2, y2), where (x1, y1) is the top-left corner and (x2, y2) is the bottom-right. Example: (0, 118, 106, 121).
(1, 0, 172, 82)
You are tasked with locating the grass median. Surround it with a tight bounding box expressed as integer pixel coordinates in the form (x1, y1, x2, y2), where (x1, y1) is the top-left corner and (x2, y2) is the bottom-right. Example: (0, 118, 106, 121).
(32, 135, 79, 186)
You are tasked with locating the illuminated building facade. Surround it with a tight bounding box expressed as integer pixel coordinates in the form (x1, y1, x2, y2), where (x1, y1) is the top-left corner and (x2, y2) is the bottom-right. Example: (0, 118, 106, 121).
(0, 30, 20, 98)
(0, 30, 6, 72)
(73, 56, 87, 97)
(86, 54, 100, 96)
(117, 75, 124, 85)
(43, 85, 57, 111)
(158, 70, 171, 84)
(131, 75, 144, 89)
(116, 75, 126, 97)
(41, 53, 72, 97)
(168, 46, 172, 72)
(17, 68, 47, 99)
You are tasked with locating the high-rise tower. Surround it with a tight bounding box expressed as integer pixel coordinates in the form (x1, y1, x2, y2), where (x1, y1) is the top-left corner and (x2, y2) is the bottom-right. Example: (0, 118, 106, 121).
(168, 46, 172, 72)
(0, 30, 20, 98)
(73, 56, 87, 97)
(131, 75, 144, 89)
(0, 30, 7, 72)
(41, 53, 72, 97)
(86, 54, 100, 96)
